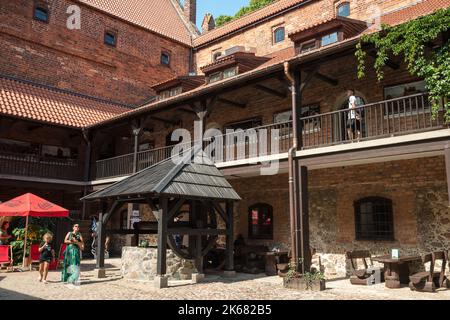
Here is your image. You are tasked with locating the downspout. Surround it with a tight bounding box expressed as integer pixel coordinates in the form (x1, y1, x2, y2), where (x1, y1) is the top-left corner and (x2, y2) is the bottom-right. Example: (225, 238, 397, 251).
(284, 62, 299, 268)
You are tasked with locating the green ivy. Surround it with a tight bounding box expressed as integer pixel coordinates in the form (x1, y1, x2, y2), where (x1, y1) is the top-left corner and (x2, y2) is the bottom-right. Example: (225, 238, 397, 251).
(355, 8, 450, 122)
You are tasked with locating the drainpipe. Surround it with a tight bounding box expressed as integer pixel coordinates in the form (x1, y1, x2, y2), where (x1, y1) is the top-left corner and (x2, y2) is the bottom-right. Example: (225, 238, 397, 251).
(284, 62, 299, 270)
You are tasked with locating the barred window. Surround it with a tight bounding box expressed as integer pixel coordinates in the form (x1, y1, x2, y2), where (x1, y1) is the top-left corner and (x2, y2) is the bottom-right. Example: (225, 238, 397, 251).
(354, 197, 394, 241)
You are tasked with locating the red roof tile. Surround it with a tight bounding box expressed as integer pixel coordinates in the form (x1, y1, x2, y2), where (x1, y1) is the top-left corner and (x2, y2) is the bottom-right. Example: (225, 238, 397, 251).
(0, 77, 129, 128)
(194, 0, 307, 47)
(381, 0, 450, 26)
(77, 0, 193, 46)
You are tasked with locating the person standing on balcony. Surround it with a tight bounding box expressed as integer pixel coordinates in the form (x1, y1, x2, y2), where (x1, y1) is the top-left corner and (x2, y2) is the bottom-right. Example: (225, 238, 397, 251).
(346, 89, 361, 142)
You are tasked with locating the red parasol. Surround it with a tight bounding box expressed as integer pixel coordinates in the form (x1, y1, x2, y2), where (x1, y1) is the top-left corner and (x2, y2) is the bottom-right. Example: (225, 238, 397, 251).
(0, 193, 69, 268)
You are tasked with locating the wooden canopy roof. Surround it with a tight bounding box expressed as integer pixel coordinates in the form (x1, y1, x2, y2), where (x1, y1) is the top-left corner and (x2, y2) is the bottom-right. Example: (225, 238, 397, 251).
(82, 146, 241, 202)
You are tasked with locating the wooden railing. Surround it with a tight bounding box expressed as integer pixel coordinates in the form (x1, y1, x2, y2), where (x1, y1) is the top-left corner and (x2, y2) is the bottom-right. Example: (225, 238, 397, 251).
(299, 92, 444, 148)
(0, 152, 83, 181)
(93, 93, 446, 180)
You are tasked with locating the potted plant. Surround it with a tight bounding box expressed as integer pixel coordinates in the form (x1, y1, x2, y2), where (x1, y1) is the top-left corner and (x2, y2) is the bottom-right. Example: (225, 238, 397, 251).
(283, 260, 326, 291)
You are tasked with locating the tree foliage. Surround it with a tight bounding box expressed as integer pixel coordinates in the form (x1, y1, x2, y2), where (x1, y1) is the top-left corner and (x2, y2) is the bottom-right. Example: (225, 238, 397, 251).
(355, 8, 450, 122)
(215, 0, 275, 27)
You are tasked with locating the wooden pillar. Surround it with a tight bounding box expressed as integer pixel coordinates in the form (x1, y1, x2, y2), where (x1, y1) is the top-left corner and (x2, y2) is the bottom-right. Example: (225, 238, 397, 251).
(132, 127, 141, 173)
(297, 165, 310, 274)
(157, 196, 168, 276)
(82, 130, 92, 220)
(225, 201, 234, 271)
(96, 201, 107, 271)
(445, 144, 450, 206)
(195, 234, 203, 273)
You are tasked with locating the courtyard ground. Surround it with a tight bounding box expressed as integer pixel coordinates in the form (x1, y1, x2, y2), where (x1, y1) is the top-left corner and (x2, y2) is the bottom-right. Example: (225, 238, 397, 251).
(0, 258, 449, 300)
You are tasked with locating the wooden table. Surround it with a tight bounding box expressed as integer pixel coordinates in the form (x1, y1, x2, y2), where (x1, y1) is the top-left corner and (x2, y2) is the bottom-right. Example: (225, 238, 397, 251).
(260, 251, 289, 276)
(373, 255, 421, 288)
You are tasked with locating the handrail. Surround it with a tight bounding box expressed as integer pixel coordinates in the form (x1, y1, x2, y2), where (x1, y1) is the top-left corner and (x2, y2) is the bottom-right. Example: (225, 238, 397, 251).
(93, 92, 445, 180)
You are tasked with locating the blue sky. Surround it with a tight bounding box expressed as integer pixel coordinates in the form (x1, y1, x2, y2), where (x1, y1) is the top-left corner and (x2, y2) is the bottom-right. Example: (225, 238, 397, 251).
(196, 0, 249, 28)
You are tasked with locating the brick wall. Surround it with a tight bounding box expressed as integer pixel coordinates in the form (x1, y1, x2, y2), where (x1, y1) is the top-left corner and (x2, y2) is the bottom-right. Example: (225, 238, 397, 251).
(229, 155, 449, 277)
(0, 0, 191, 105)
(194, 0, 419, 72)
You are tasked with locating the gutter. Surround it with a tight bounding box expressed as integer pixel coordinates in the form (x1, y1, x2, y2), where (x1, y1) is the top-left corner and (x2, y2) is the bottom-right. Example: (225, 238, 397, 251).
(283, 61, 299, 270)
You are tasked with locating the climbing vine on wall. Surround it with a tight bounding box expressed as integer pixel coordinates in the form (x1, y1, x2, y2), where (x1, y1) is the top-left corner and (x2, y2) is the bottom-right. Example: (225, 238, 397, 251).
(355, 8, 450, 122)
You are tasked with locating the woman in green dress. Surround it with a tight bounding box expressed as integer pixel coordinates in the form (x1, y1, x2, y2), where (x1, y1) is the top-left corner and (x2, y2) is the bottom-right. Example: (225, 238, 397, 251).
(61, 224, 84, 284)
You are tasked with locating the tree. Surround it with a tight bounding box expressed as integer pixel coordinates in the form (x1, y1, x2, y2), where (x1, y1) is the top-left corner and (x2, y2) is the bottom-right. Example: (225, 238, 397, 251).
(356, 8, 450, 122)
(215, 0, 276, 27)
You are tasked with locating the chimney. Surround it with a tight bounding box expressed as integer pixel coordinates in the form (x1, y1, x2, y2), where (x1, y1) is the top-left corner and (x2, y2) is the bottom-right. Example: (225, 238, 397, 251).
(184, 0, 197, 25)
(201, 13, 215, 33)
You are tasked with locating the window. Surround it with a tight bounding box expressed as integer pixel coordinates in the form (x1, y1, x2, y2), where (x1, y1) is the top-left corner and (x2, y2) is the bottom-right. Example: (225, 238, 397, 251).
(158, 86, 182, 101)
(273, 27, 285, 44)
(34, 6, 49, 22)
(321, 32, 339, 46)
(299, 40, 317, 53)
(223, 67, 237, 79)
(248, 203, 273, 239)
(337, 2, 350, 17)
(355, 197, 394, 241)
(212, 51, 222, 62)
(209, 72, 222, 83)
(225, 118, 262, 131)
(104, 31, 117, 47)
(384, 80, 429, 115)
(161, 52, 171, 66)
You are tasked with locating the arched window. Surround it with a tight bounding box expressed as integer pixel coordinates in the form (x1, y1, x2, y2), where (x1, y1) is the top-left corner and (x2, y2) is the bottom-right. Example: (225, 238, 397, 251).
(248, 203, 273, 239)
(34, 5, 49, 22)
(337, 2, 350, 17)
(354, 197, 394, 241)
(273, 27, 285, 44)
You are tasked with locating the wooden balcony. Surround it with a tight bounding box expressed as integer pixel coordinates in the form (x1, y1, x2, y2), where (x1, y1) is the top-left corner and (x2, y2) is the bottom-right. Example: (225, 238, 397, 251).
(93, 93, 447, 180)
(0, 152, 84, 181)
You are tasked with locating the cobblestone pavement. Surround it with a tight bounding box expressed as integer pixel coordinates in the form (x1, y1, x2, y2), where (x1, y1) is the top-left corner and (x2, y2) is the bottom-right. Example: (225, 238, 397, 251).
(1, 259, 449, 300)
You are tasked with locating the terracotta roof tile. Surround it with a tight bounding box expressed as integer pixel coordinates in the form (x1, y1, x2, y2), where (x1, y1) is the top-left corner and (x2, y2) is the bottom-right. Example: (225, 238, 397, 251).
(194, 0, 307, 47)
(381, 0, 450, 26)
(0, 76, 129, 128)
(77, 0, 193, 46)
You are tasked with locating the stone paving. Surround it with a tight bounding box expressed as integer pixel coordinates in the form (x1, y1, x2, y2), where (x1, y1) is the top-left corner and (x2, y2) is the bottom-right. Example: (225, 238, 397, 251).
(0, 258, 449, 300)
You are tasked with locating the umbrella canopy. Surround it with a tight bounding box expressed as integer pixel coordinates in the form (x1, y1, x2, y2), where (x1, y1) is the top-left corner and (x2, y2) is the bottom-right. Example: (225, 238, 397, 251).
(0, 193, 69, 217)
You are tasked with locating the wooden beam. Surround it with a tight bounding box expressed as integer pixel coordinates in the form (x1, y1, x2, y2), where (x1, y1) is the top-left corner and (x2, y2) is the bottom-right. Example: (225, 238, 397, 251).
(167, 228, 227, 235)
(225, 201, 234, 271)
(210, 201, 228, 224)
(178, 108, 197, 115)
(217, 98, 247, 109)
(314, 72, 338, 86)
(150, 116, 179, 126)
(157, 197, 168, 276)
(368, 51, 400, 70)
(254, 84, 287, 98)
(300, 67, 318, 92)
(167, 198, 185, 221)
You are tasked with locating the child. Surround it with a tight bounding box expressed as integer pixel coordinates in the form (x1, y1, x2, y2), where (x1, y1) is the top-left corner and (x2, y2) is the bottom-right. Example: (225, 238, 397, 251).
(38, 233, 55, 284)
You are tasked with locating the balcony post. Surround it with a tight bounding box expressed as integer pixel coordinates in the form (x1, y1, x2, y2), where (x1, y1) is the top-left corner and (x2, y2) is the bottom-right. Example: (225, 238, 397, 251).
(82, 129, 92, 220)
(132, 127, 141, 173)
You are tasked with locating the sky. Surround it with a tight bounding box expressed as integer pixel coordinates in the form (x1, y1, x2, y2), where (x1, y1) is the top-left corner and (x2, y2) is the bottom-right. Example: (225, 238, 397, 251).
(196, 0, 249, 28)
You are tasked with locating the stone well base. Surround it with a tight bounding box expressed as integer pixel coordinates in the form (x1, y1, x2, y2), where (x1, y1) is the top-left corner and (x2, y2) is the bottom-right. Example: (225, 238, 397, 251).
(121, 246, 197, 281)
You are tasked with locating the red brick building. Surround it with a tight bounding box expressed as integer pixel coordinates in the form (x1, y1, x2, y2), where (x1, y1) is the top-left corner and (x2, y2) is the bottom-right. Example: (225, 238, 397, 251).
(0, 0, 449, 279)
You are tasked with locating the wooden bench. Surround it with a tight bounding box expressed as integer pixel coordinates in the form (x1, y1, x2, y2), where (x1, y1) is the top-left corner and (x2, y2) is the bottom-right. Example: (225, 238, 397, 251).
(409, 251, 449, 292)
(346, 250, 383, 285)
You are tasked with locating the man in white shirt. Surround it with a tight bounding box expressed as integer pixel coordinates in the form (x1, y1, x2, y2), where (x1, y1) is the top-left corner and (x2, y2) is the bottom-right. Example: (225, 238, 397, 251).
(346, 89, 361, 141)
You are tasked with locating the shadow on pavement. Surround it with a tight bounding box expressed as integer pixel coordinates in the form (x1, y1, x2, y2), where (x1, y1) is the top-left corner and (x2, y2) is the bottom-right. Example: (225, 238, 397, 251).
(0, 287, 43, 300)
